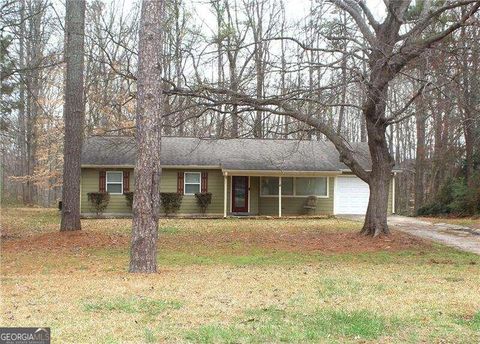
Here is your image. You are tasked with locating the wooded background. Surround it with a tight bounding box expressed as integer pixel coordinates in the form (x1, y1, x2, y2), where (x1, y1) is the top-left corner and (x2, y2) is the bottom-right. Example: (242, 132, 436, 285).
(1, 0, 479, 216)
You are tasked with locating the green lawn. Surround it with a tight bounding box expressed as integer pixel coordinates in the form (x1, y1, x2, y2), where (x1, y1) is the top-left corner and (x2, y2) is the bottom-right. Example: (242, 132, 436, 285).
(1, 207, 480, 343)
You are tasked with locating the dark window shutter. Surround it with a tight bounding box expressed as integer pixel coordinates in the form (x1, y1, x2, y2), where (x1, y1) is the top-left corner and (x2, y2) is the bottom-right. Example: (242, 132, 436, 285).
(123, 171, 130, 192)
(99, 170, 106, 192)
(177, 172, 184, 194)
(201, 172, 208, 193)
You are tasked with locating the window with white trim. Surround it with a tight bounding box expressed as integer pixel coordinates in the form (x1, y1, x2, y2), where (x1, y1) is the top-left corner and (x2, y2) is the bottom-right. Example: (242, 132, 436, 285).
(184, 172, 201, 195)
(260, 176, 328, 197)
(106, 171, 123, 194)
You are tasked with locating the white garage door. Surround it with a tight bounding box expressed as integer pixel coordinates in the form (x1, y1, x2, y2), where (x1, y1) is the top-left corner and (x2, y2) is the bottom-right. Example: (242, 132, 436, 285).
(334, 176, 370, 215)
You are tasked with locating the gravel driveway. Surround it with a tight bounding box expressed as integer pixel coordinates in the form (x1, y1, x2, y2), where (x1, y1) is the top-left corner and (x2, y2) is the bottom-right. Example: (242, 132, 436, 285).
(341, 215, 480, 255)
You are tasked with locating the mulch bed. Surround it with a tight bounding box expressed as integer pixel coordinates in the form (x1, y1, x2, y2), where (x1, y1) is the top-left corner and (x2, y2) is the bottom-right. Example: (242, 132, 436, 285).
(2, 228, 429, 255)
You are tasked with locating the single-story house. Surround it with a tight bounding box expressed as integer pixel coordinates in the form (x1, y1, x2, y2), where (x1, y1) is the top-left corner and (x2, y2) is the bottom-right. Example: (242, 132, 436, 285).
(80, 136, 398, 217)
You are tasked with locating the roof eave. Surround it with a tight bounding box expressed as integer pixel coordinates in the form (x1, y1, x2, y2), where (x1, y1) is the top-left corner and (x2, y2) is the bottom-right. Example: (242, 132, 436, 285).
(339, 168, 403, 173)
(222, 169, 342, 176)
(81, 164, 135, 168)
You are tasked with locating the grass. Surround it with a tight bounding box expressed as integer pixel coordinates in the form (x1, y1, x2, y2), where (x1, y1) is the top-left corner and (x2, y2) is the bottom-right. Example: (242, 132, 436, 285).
(1, 207, 480, 343)
(419, 216, 480, 229)
(83, 297, 182, 316)
(467, 311, 480, 331)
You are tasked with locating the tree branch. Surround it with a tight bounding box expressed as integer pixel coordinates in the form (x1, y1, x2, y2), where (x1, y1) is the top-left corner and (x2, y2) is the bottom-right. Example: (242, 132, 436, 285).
(166, 84, 370, 181)
(329, 0, 378, 47)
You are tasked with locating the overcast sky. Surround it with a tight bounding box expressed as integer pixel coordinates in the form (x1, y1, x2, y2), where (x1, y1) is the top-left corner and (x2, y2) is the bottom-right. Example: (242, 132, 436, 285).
(186, 0, 387, 30)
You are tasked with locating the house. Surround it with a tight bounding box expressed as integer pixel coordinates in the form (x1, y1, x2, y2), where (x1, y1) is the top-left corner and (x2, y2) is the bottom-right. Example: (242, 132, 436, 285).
(80, 136, 398, 217)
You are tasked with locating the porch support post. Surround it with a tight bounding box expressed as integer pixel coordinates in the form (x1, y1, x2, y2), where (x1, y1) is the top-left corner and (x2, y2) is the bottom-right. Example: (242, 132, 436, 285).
(223, 173, 228, 218)
(392, 173, 396, 214)
(278, 176, 282, 218)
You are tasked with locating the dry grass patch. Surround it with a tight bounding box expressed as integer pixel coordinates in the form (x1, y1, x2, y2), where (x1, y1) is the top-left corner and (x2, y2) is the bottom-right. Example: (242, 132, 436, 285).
(419, 216, 480, 229)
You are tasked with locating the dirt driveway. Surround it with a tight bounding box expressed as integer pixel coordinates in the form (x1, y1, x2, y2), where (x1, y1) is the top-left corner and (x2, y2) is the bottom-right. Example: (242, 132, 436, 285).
(342, 215, 480, 255)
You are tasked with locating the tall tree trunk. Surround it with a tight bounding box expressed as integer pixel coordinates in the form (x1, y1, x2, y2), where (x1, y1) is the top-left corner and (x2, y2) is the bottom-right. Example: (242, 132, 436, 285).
(336, 12, 347, 136)
(129, 0, 165, 274)
(414, 75, 426, 213)
(213, 0, 224, 138)
(361, 117, 393, 236)
(280, 6, 288, 138)
(460, 8, 476, 184)
(431, 89, 444, 198)
(252, 0, 264, 138)
(60, 0, 86, 231)
(229, 60, 239, 137)
(361, 81, 394, 236)
(414, 111, 426, 213)
(24, 0, 44, 205)
(336, 56, 347, 136)
(18, 0, 27, 203)
(462, 48, 474, 183)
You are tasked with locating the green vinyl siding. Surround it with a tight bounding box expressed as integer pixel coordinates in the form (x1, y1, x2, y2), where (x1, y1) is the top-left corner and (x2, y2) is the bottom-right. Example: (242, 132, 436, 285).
(249, 177, 259, 214)
(160, 169, 225, 215)
(81, 168, 134, 214)
(258, 176, 335, 216)
(81, 169, 393, 216)
(81, 168, 225, 215)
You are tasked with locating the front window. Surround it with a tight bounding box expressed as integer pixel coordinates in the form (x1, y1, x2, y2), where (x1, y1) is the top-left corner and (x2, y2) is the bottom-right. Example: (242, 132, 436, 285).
(184, 172, 201, 195)
(260, 177, 293, 196)
(295, 177, 328, 196)
(260, 176, 328, 197)
(106, 171, 123, 194)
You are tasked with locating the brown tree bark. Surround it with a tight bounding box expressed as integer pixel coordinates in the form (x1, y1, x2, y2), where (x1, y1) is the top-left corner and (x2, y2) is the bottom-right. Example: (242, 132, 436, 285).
(18, 0, 27, 204)
(129, 0, 165, 273)
(460, 20, 476, 184)
(360, 82, 394, 236)
(414, 73, 426, 213)
(60, 0, 86, 231)
(251, 0, 264, 138)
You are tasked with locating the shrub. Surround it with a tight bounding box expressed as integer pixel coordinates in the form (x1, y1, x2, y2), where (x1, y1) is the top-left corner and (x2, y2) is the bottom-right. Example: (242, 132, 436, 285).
(195, 192, 212, 214)
(417, 202, 450, 216)
(436, 178, 455, 207)
(466, 172, 480, 214)
(87, 192, 110, 215)
(417, 174, 480, 216)
(448, 178, 469, 215)
(160, 192, 183, 216)
(124, 192, 134, 209)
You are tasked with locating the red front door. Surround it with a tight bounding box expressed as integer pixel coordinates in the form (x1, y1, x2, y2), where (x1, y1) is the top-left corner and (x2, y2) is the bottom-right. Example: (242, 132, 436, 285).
(232, 176, 249, 213)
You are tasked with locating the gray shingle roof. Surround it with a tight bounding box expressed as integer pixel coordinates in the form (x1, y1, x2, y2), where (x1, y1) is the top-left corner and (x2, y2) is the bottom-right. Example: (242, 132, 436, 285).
(81, 136, 372, 172)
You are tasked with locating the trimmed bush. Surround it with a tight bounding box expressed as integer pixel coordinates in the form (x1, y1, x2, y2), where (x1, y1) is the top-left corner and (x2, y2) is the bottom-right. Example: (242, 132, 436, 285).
(195, 192, 212, 214)
(160, 192, 183, 216)
(124, 192, 134, 209)
(87, 192, 110, 215)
